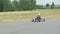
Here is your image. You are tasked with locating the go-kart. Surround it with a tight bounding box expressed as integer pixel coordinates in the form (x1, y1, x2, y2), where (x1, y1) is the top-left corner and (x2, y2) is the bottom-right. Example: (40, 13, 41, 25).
(32, 17, 45, 22)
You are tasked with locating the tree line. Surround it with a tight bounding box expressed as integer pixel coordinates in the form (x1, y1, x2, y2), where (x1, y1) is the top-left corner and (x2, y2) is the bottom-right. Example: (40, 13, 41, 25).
(0, 0, 59, 12)
(0, 0, 36, 12)
(36, 2, 55, 9)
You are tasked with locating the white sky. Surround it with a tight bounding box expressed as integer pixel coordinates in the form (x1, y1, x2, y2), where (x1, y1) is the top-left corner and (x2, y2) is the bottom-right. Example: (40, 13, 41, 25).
(10, 0, 60, 5)
(36, 0, 60, 5)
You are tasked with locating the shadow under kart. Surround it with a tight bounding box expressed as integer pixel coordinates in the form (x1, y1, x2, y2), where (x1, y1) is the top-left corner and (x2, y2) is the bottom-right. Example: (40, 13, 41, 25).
(32, 18, 45, 22)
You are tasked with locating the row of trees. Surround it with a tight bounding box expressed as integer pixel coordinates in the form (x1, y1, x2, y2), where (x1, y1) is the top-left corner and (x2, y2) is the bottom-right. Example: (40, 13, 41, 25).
(46, 2, 55, 9)
(0, 0, 36, 12)
(0, 0, 59, 12)
(36, 2, 55, 9)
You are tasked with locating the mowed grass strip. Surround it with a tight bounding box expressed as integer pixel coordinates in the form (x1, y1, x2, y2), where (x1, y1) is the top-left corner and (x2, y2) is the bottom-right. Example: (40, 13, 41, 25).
(0, 11, 38, 22)
(0, 9, 60, 22)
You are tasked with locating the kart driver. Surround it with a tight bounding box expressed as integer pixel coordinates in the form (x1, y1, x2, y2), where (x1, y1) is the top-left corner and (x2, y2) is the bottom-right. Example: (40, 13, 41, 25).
(35, 13, 41, 21)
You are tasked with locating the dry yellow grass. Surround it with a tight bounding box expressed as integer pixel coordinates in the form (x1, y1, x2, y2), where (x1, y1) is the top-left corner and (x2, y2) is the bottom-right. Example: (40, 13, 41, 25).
(0, 9, 60, 22)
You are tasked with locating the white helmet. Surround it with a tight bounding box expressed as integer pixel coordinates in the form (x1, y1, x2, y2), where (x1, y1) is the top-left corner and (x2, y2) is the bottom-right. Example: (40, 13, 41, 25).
(38, 13, 41, 15)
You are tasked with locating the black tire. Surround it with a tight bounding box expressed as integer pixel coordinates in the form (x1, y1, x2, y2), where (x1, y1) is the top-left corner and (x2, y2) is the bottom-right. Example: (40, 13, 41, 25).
(32, 19, 35, 22)
(40, 18, 45, 22)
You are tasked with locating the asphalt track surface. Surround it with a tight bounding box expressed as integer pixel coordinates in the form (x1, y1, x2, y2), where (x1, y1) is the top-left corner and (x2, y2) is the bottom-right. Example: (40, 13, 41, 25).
(0, 20, 60, 34)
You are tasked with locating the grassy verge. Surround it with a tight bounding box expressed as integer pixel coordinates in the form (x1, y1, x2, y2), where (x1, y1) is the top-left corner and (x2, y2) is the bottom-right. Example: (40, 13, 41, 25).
(0, 9, 60, 22)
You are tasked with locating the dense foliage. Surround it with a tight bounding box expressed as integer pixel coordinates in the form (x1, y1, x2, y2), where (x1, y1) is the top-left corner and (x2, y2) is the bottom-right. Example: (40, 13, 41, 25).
(0, 0, 36, 12)
(0, 0, 59, 12)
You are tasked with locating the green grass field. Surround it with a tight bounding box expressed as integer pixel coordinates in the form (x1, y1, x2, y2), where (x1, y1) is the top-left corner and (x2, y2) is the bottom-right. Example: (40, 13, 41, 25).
(0, 9, 60, 22)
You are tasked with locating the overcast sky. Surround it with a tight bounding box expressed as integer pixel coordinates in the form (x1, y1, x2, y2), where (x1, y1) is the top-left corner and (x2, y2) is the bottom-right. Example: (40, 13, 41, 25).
(10, 0, 60, 5)
(36, 0, 60, 5)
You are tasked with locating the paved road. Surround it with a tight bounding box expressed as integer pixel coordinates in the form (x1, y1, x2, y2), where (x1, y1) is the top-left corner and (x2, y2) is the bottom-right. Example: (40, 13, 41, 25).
(0, 20, 60, 34)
